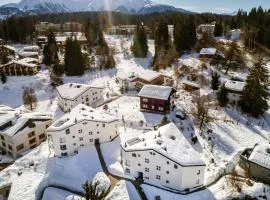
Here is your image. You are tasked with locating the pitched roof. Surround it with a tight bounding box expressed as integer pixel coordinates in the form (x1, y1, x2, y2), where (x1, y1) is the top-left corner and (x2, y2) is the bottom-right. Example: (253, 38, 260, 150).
(122, 123, 205, 166)
(56, 83, 103, 100)
(47, 104, 118, 132)
(138, 85, 174, 100)
(200, 48, 217, 55)
(224, 80, 245, 92)
(249, 144, 270, 169)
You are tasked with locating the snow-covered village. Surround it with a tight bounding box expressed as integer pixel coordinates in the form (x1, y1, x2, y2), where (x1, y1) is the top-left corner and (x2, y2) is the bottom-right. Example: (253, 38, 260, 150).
(0, 0, 270, 200)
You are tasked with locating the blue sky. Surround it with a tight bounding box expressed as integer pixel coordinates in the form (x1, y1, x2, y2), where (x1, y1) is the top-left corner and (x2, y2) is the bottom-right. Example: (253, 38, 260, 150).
(0, 0, 270, 13)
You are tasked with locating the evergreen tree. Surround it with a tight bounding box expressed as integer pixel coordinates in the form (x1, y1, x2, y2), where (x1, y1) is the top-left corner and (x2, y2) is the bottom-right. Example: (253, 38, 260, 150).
(214, 23, 223, 37)
(132, 23, 148, 57)
(217, 84, 229, 107)
(64, 37, 84, 76)
(43, 29, 58, 65)
(0, 45, 10, 64)
(225, 42, 243, 74)
(82, 181, 109, 200)
(155, 19, 170, 51)
(211, 72, 221, 90)
(1, 73, 7, 84)
(240, 59, 269, 117)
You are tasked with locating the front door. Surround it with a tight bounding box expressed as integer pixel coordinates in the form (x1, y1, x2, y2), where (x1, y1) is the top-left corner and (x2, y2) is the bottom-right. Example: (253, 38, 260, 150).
(138, 172, 143, 180)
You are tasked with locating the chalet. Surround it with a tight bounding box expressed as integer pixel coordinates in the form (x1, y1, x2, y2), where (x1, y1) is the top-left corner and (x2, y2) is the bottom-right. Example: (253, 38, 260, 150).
(0, 105, 52, 158)
(196, 23, 215, 39)
(107, 25, 149, 35)
(224, 80, 245, 104)
(129, 71, 165, 89)
(46, 104, 119, 157)
(0, 59, 40, 76)
(23, 46, 40, 52)
(240, 144, 270, 184)
(56, 83, 104, 112)
(138, 85, 175, 114)
(228, 29, 241, 41)
(121, 123, 206, 191)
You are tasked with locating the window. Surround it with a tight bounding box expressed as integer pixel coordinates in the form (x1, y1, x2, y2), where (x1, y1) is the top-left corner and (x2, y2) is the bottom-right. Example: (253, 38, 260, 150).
(28, 132, 35, 138)
(145, 168, 149, 172)
(8, 145, 12, 151)
(29, 138, 36, 145)
(167, 161, 170, 165)
(96, 124, 99, 127)
(16, 144, 24, 151)
(125, 160, 130, 166)
(82, 122, 88, 125)
(142, 104, 148, 109)
(90, 139, 93, 142)
(73, 143, 76, 146)
(66, 129, 70, 134)
(86, 98, 89, 102)
(151, 106, 155, 109)
(174, 164, 178, 169)
(72, 136, 75, 138)
(80, 144, 84, 147)
(1, 135, 4, 140)
(145, 177, 149, 180)
(97, 131, 100, 134)
(166, 171, 169, 174)
(59, 137, 66, 143)
(61, 152, 68, 156)
(102, 124, 105, 127)
(138, 163, 141, 166)
(79, 137, 83, 141)
(132, 153, 136, 157)
(60, 145, 67, 150)
(2, 142, 6, 147)
(39, 133, 45, 140)
(145, 158, 149, 163)
(89, 132, 92, 135)
(125, 168, 130, 174)
(156, 175, 161, 180)
(142, 98, 148, 102)
(78, 129, 82, 133)
(166, 180, 169, 184)
(156, 166, 161, 171)
(196, 179, 200, 184)
(197, 170, 200, 175)
(158, 107, 164, 111)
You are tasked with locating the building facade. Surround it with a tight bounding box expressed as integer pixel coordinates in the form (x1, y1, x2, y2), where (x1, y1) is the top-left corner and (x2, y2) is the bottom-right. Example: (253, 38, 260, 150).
(0, 60, 40, 76)
(121, 123, 206, 191)
(0, 106, 52, 158)
(224, 80, 245, 104)
(46, 104, 119, 157)
(56, 83, 104, 112)
(138, 85, 175, 113)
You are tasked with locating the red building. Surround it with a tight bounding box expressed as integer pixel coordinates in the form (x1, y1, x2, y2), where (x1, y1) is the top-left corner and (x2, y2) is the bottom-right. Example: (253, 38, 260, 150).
(138, 85, 175, 114)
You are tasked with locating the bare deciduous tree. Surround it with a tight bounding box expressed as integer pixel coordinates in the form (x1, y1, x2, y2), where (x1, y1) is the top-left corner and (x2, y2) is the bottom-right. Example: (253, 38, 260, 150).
(23, 87, 37, 111)
(195, 96, 210, 130)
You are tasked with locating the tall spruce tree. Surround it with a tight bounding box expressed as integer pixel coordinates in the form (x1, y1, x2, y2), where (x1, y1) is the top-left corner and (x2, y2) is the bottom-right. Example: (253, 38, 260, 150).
(225, 42, 243, 74)
(214, 23, 223, 37)
(217, 84, 229, 107)
(211, 72, 221, 90)
(240, 59, 269, 117)
(43, 29, 58, 66)
(0, 45, 10, 64)
(132, 23, 148, 57)
(64, 37, 84, 76)
(1, 73, 7, 84)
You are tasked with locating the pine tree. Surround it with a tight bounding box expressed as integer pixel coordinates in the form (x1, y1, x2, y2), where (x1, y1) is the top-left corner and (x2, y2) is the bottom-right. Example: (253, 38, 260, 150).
(214, 23, 223, 37)
(0, 45, 10, 64)
(1, 73, 7, 84)
(43, 28, 58, 66)
(82, 181, 109, 200)
(211, 72, 221, 90)
(217, 84, 229, 107)
(225, 42, 243, 74)
(240, 59, 269, 117)
(132, 23, 148, 57)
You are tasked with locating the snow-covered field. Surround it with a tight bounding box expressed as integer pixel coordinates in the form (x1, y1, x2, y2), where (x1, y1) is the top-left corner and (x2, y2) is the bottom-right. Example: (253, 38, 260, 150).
(0, 34, 269, 200)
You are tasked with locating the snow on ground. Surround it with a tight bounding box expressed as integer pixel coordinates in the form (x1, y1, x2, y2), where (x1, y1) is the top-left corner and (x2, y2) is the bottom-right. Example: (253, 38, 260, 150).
(42, 187, 82, 200)
(44, 146, 104, 193)
(106, 180, 140, 200)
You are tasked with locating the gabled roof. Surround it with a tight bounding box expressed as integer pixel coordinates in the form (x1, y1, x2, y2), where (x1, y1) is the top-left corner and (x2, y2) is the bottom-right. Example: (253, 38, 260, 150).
(122, 123, 205, 166)
(200, 48, 217, 55)
(47, 104, 118, 132)
(224, 80, 245, 92)
(249, 144, 270, 169)
(130, 70, 163, 83)
(138, 85, 174, 100)
(56, 83, 103, 101)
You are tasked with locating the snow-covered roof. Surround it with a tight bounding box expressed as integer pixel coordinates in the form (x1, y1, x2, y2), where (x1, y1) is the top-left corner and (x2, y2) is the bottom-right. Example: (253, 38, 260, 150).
(18, 52, 39, 57)
(122, 123, 205, 166)
(130, 70, 162, 82)
(249, 144, 270, 169)
(224, 80, 245, 92)
(56, 83, 103, 100)
(17, 57, 39, 64)
(0, 112, 52, 137)
(138, 85, 174, 100)
(23, 46, 40, 52)
(200, 48, 217, 55)
(182, 80, 200, 89)
(3, 45, 17, 52)
(47, 104, 118, 132)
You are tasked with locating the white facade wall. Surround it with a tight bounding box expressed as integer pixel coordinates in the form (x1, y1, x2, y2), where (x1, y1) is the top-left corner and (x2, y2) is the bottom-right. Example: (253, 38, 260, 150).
(47, 120, 119, 157)
(121, 149, 205, 191)
(0, 120, 52, 158)
(58, 87, 104, 112)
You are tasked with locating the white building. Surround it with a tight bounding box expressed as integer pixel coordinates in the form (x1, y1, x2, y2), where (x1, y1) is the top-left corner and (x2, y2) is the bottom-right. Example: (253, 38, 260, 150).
(46, 104, 120, 157)
(121, 123, 206, 191)
(0, 105, 52, 158)
(224, 80, 245, 104)
(56, 83, 104, 112)
(228, 29, 241, 41)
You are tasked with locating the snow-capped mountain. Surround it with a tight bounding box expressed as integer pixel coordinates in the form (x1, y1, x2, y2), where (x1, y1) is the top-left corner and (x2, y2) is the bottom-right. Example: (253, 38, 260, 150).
(0, 0, 191, 19)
